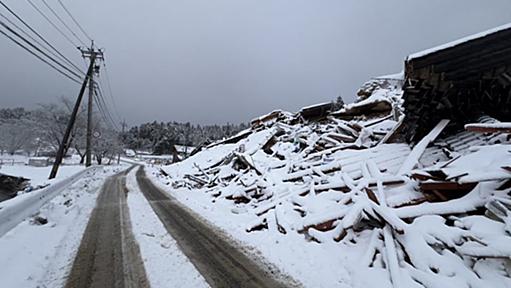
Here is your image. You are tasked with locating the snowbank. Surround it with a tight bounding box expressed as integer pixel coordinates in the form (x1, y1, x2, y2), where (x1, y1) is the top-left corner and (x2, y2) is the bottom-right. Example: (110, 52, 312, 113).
(0, 166, 118, 288)
(0, 166, 98, 237)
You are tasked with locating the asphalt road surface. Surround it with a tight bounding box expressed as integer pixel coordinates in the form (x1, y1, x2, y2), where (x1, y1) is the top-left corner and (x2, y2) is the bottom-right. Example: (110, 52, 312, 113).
(65, 166, 149, 288)
(136, 166, 289, 288)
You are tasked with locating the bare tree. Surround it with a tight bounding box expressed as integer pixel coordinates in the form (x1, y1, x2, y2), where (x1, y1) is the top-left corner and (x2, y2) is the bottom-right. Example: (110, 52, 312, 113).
(93, 129, 122, 164)
(31, 103, 70, 154)
(0, 119, 36, 155)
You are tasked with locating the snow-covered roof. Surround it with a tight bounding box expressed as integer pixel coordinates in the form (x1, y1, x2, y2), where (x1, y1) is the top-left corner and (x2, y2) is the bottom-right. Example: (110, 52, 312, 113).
(300, 102, 332, 111)
(374, 71, 404, 81)
(407, 22, 511, 60)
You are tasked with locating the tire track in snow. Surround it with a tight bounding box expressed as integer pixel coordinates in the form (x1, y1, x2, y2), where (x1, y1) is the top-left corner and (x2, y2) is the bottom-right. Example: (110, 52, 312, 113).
(65, 166, 149, 288)
(135, 166, 289, 288)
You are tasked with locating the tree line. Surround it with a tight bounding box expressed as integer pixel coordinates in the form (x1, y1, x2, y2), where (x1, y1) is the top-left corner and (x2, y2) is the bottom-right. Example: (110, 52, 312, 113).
(121, 121, 249, 155)
(0, 101, 249, 159)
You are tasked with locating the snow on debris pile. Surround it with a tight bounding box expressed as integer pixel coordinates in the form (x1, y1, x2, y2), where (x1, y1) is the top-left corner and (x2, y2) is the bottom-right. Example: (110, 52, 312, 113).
(155, 92, 511, 286)
(332, 76, 404, 120)
(0, 173, 29, 201)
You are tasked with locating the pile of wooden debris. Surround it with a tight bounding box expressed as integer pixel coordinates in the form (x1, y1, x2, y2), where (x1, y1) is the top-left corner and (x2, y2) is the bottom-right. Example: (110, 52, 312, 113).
(156, 76, 511, 287)
(0, 173, 28, 202)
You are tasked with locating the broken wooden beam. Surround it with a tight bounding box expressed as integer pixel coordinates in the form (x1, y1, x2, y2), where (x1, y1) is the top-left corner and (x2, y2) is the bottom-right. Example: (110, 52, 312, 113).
(398, 119, 450, 175)
(419, 181, 477, 192)
(464, 122, 511, 133)
(184, 174, 208, 186)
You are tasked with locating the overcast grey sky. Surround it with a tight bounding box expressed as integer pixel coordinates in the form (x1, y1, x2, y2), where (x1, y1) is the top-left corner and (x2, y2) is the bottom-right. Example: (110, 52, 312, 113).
(1, 1, 510, 125)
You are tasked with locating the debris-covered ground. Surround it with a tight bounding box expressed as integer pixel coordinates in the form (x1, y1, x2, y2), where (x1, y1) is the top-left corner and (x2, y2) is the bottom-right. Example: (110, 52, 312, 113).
(149, 77, 511, 288)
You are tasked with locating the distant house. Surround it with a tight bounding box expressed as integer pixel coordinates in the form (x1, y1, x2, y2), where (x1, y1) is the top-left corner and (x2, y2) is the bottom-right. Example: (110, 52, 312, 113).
(125, 149, 136, 157)
(174, 145, 195, 158)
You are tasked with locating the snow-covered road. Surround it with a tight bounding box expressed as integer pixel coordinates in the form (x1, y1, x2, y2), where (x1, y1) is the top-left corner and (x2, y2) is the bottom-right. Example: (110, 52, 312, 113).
(135, 166, 290, 287)
(65, 166, 149, 288)
(0, 164, 297, 287)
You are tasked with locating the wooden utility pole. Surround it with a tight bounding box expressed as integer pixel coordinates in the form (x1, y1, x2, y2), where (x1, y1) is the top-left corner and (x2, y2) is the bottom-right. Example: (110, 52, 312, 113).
(49, 60, 94, 179)
(81, 41, 103, 167)
(85, 56, 95, 167)
(117, 120, 127, 164)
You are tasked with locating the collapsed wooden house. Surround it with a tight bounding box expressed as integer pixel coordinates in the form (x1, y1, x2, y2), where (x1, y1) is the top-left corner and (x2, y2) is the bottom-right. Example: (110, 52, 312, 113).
(153, 24, 511, 288)
(396, 23, 511, 143)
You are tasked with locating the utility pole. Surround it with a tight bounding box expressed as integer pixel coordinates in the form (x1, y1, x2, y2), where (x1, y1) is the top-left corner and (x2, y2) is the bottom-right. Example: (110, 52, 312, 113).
(49, 60, 94, 179)
(117, 120, 127, 164)
(81, 41, 103, 167)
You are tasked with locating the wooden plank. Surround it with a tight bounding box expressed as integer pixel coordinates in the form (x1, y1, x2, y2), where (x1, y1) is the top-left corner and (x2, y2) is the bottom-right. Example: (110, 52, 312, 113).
(398, 119, 450, 175)
(419, 181, 477, 191)
(465, 123, 511, 133)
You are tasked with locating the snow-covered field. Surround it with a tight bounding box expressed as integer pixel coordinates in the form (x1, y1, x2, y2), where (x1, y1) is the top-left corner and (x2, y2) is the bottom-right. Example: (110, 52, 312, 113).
(0, 166, 121, 288)
(0, 154, 85, 188)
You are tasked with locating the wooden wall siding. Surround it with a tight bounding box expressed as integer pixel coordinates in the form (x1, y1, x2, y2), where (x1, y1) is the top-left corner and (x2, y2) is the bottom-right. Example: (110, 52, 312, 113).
(400, 27, 511, 143)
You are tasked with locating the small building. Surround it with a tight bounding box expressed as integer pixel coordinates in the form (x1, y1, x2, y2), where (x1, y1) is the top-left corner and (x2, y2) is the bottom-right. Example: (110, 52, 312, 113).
(125, 149, 136, 157)
(28, 157, 50, 167)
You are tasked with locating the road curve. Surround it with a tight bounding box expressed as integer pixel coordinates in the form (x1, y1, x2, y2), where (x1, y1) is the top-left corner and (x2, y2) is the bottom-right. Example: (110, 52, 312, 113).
(136, 166, 289, 288)
(65, 166, 149, 288)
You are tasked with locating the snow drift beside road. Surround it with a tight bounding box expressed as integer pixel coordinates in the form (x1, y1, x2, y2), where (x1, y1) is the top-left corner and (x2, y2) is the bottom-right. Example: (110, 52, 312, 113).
(0, 166, 99, 237)
(0, 166, 119, 288)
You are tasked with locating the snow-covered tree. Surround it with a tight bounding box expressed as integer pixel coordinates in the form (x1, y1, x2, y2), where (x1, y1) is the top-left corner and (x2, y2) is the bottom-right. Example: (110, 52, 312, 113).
(0, 119, 36, 155)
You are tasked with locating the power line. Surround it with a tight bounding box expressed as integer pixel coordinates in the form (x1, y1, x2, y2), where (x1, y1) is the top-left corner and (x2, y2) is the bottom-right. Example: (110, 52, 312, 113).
(56, 0, 92, 41)
(0, 11, 84, 76)
(93, 89, 109, 125)
(0, 19, 83, 79)
(0, 27, 81, 84)
(0, 0, 84, 75)
(99, 65, 122, 123)
(94, 86, 117, 131)
(26, 0, 79, 48)
(41, 0, 86, 46)
(96, 82, 118, 130)
(98, 77, 120, 123)
(94, 82, 119, 130)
